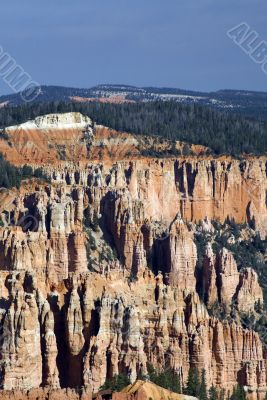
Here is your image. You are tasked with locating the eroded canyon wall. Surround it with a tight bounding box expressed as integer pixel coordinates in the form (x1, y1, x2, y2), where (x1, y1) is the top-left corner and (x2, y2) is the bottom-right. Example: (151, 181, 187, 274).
(0, 113, 267, 396)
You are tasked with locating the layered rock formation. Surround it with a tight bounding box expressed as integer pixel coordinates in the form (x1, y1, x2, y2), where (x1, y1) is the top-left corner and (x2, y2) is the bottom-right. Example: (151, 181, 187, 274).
(0, 113, 266, 397)
(0, 269, 265, 394)
(202, 245, 263, 312)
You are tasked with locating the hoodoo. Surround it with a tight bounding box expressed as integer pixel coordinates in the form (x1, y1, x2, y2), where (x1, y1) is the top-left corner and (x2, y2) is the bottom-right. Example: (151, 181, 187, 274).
(0, 113, 267, 398)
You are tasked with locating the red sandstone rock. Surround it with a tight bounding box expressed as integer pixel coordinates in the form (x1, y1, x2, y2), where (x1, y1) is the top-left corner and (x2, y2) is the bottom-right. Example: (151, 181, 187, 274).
(0, 113, 266, 396)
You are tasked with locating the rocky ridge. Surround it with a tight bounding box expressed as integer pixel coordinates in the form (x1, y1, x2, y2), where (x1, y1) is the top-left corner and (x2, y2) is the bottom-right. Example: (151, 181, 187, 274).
(0, 113, 267, 397)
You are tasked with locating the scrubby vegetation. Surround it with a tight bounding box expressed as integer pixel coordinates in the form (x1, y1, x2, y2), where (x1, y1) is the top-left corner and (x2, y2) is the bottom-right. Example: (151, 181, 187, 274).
(194, 218, 267, 348)
(195, 218, 267, 303)
(185, 368, 210, 400)
(230, 385, 247, 400)
(0, 128, 9, 140)
(0, 153, 21, 188)
(0, 154, 49, 189)
(143, 366, 245, 400)
(100, 373, 131, 392)
(98, 365, 247, 399)
(83, 207, 118, 272)
(1, 100, 267, 156)
(146, 364, 181, 393)
(83, 206, 100, 232)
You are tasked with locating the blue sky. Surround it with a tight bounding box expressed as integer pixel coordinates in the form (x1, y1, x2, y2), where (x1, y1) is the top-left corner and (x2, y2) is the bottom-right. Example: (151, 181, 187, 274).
(0, 0, 266, 94)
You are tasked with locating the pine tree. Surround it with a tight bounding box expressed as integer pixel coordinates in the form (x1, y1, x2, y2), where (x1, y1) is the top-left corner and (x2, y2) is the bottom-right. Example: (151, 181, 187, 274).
(230, 385, 246, 400)
(209, 385, 218, 400)
(91, 210, 99, 232)
(100, 374, 130, 392)
(185, 367, 200, 397)
(219, 388, 226, 400)
(83, 206, 91, 228)
(199, 369, 208, 400)
(147, 365, 182, 394)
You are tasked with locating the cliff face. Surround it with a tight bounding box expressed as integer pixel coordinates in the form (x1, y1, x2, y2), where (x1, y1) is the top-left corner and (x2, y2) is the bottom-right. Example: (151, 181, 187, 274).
(0, 269, 265, 393)
(42, 157, 267, 238)
(0, 113, 267, 396)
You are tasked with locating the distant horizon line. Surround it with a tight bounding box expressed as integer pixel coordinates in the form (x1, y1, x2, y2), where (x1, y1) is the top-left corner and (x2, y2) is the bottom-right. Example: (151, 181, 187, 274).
(1, 83, 267, 98)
